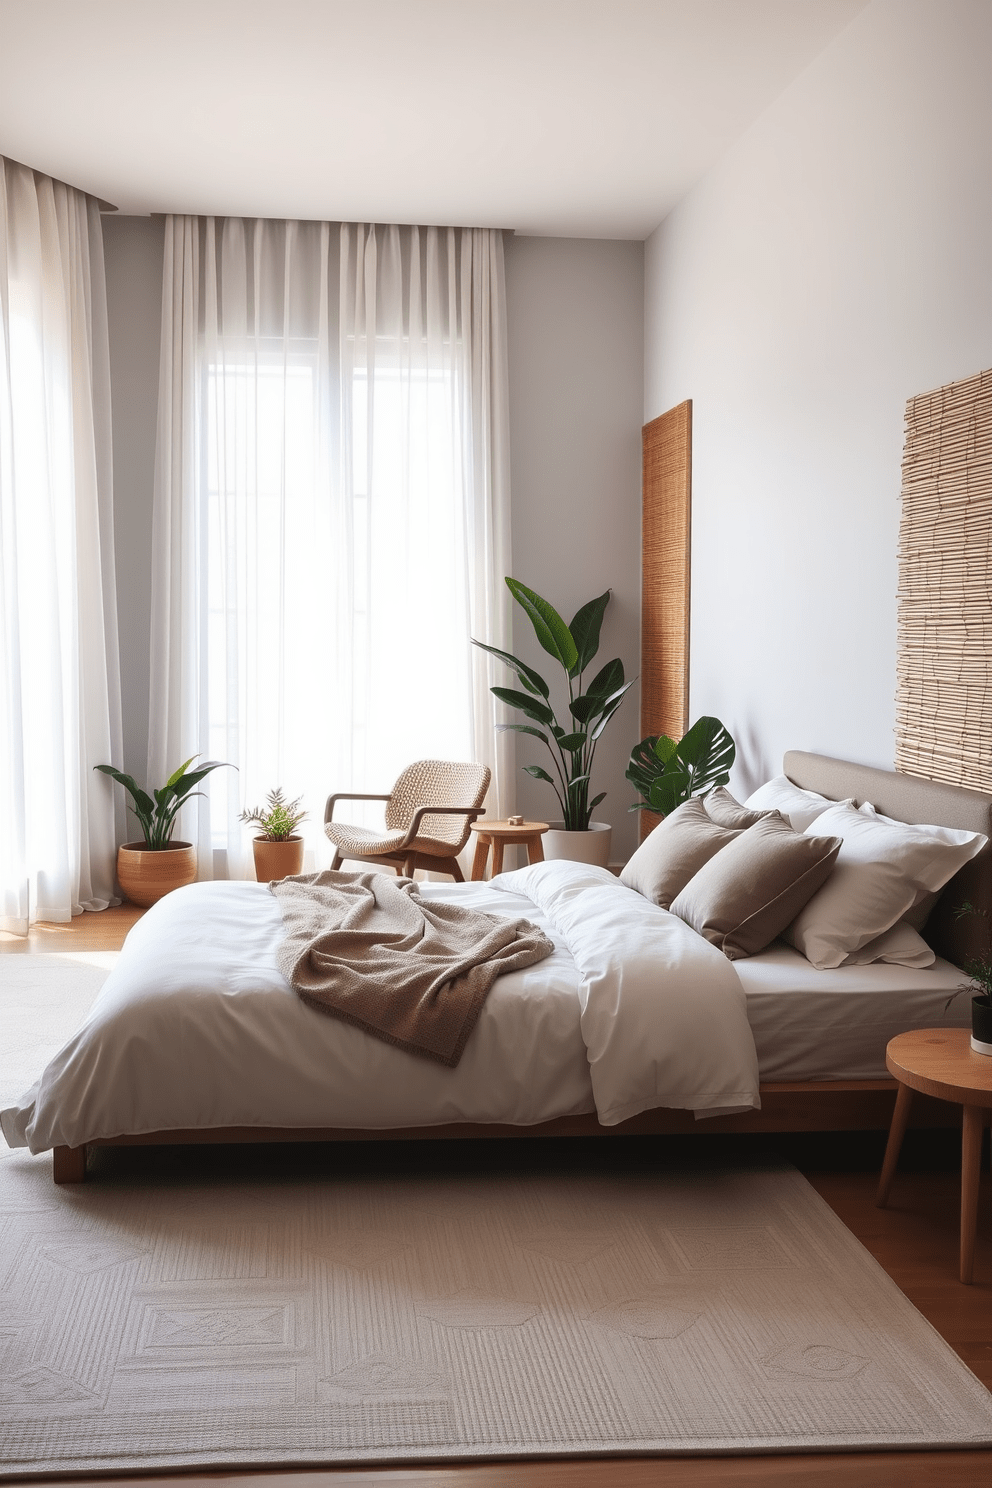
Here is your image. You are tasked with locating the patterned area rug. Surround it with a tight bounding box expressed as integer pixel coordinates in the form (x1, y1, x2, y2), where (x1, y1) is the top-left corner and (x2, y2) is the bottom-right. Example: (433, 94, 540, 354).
(2, 960, 992, 1472)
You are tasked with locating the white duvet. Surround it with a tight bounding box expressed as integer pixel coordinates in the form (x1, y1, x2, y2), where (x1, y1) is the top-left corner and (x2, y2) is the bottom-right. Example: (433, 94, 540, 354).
(1, 861, 759, 1154)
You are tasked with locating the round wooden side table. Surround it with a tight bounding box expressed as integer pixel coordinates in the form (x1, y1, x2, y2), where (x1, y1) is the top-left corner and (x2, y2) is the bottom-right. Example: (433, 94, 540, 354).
(469, 820, 549, 880)
(877, 1028, 992, 1284)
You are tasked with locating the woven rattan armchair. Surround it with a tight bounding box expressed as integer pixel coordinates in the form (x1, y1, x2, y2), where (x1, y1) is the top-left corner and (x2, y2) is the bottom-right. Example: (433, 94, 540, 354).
(324, 759, 491, 882)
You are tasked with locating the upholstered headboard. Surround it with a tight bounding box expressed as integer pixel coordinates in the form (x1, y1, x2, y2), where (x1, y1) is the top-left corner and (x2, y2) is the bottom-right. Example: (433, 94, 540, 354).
(783, 751, 992, 969)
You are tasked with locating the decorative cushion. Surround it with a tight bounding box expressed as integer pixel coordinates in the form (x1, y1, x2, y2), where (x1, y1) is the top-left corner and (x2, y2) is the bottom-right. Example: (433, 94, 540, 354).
(669, 814, 842, 961)
(703, 786, 776, 831)
(744, 775, 851, 833)
(619, 797, 741, 909)
(784, 800, 988, 969)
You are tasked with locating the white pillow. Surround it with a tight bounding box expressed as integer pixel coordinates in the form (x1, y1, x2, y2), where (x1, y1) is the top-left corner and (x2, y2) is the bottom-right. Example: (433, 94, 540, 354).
(744, 776, 850, 833)
(784, 800, 988, 969)
(840, 921, 935, 968)
(858, 801, 985, 928)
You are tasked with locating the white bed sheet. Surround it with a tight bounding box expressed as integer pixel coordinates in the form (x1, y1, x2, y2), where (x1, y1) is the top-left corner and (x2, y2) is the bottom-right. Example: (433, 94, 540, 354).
(2, 879, 596, 1153)
(737, 941, 971, 1081)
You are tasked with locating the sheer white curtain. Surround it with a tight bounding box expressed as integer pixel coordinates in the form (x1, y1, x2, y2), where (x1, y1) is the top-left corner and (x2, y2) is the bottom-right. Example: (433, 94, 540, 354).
(149, 218, 512, 875)
(0, 158, 122, 933)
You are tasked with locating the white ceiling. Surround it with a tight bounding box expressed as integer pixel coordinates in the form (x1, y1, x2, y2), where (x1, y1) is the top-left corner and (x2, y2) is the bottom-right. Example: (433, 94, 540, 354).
(0, 0, 865, 239)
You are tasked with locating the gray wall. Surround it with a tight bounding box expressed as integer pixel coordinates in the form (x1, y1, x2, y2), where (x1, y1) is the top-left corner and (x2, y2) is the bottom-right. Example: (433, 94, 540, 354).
(644, 0, 992, 797)
(504, 235, 644, 861)
(103, 222, 647, 861)
(102, 215, 163, 785)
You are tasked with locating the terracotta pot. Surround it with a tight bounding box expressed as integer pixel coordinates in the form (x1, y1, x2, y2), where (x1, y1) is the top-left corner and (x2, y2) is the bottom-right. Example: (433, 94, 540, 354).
(252, 835, 305, 883)
(541, 820, 612, 869)
(117, 841, 197, 908)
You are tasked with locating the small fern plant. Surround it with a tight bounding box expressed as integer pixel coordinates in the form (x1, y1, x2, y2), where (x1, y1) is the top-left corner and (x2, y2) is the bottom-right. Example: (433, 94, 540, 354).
(239, 788, 306, 841)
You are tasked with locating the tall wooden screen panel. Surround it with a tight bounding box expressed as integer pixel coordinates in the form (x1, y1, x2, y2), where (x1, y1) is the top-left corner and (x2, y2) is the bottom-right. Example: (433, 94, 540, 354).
(640, 400, 692, 837)
(895, 369, 992, 792)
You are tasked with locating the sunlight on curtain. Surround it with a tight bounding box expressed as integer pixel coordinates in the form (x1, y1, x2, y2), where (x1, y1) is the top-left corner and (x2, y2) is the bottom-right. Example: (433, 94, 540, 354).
(0, 158, 122, 932)
(149, 218, 511, 876)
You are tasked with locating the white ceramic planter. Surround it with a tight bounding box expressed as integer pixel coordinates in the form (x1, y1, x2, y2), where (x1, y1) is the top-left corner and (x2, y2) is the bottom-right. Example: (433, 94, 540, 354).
(541, 820, 612, 868)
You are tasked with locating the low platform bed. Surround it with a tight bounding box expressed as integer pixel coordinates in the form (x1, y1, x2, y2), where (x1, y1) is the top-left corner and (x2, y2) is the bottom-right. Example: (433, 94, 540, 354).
(18, 751, 992, 1184)
(52, 1082, 963, 1184)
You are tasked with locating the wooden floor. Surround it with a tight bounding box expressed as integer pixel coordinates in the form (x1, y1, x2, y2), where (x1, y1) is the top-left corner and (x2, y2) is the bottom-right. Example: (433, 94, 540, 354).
(4, 906, 992, 1487)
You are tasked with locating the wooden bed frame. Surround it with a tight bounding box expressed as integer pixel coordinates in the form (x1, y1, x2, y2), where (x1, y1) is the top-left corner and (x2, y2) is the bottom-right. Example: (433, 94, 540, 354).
(52, 751, 992, 1184)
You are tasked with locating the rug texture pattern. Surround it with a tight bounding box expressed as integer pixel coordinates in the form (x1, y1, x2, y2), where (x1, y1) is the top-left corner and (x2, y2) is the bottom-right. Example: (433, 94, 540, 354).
(2, 1151, 992, 1473)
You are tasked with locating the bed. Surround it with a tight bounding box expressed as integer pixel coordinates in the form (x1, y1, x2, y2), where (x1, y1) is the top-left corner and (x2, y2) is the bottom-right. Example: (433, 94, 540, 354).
(3, 750, 991, 1183)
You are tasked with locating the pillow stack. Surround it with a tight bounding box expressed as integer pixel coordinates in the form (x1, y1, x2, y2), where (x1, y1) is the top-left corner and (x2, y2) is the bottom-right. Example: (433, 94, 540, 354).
(781, 799, 987, 968)
(622, 791, 841, 962)
(621, 776, 988, 968)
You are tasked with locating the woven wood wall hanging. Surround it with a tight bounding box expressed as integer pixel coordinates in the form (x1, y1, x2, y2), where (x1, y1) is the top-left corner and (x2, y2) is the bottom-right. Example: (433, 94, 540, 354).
(640, 400, 692, 836)
(895, 368, 992, 792)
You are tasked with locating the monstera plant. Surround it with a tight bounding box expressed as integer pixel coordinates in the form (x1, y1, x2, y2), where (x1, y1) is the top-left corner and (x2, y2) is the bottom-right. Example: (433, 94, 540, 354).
(625, 716, 736, 818)
(472, 579, 633, 833)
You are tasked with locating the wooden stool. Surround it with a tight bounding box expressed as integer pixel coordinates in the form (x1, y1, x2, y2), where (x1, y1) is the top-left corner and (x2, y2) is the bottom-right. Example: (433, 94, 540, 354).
(877, 1028, 992, 1283)
(469, 819, 549, 880)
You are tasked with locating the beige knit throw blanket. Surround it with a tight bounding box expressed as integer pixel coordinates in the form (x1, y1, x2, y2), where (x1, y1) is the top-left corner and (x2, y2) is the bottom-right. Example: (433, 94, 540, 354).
(271, 870, 555, 1067)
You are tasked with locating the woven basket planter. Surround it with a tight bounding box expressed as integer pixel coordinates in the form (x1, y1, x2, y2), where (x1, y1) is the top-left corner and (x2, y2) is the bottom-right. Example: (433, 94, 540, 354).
(117, 842, 196, 908)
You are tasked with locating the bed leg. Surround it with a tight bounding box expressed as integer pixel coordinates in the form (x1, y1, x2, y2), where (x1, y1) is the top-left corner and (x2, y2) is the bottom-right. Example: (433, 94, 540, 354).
(53, 1144, 87, 1184)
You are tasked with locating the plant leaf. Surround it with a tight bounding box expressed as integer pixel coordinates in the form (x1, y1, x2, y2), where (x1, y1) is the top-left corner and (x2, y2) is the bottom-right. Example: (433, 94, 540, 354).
(491, 686, 556, 727)
(165, 756, 198, 789)
(496, 723, 551, 747)
(471, 639, 550, 698)
(653, 734, 678, 765)
(585, 657, 624, 698)
(567, 590, 610, 677)
(589, 791, 607, 811)
(675, 716, 736, 795)
(506, 578, 578, 672)
(94, 765, 156, 820)
(556, 731, 587, 752)
(523, 765, 556, 784)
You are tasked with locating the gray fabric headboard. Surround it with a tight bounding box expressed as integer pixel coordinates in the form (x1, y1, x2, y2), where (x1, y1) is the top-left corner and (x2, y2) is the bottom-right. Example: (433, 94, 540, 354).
(783, 751, 992, 970)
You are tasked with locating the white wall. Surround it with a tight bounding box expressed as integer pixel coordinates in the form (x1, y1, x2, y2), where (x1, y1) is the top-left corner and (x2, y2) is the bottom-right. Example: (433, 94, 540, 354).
(103, 225, 646, 859)
(644, 0, 992, 796)
(504, 235, 644, 861)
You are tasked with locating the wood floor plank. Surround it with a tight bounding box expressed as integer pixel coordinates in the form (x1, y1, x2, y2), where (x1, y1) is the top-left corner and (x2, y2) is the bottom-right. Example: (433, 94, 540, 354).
(9, 906, 992, 1488)
(0, 902, 143, 952)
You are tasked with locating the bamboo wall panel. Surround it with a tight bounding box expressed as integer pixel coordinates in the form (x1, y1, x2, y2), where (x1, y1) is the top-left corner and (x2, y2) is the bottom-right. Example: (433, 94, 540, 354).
(640, 401, 691, 838)
(641, 400, 691, 740)
(895, 368, 992, 792)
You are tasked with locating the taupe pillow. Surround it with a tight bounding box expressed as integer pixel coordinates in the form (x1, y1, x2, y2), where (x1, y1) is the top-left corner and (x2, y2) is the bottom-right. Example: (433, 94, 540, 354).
(669, 813, 842, 960)
(620, 797, 742, 909)
(703, 786, 776, 832)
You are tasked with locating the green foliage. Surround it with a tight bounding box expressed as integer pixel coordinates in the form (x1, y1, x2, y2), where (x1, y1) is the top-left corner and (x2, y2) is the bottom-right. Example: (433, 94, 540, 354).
(953, 902, 992, 1008)
(625, 716, 736, 818)
(473, 579, 633, 832)
(95, 756, 232, 849)
(239, 788, 307, 842)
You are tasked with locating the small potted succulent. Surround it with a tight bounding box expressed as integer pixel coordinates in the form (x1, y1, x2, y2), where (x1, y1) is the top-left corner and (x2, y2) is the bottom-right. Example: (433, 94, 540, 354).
(240, 788, 307, 882)
(951, 904, 992, 1055)
(95, 756, 231, 906)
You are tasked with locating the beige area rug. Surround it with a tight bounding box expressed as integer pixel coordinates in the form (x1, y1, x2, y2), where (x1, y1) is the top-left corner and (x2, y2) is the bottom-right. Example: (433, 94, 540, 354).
(2, 958, 992, 1473)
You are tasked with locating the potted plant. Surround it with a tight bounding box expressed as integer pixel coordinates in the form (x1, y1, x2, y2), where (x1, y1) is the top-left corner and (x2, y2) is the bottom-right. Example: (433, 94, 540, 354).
(95, 756, 231, 907)
(473, 578, 633, 867)
(625, 716, 736, 827)
(240, 789, 307, 882)
(950, 904, 992, 1055)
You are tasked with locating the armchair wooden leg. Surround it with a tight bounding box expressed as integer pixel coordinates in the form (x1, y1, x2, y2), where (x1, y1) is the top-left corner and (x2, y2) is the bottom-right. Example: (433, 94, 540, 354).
(330, 850, 343, 870)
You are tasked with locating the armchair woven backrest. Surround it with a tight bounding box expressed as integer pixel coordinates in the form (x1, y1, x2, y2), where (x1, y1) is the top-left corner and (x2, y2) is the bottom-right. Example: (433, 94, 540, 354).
(385, 759, 491, 849)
